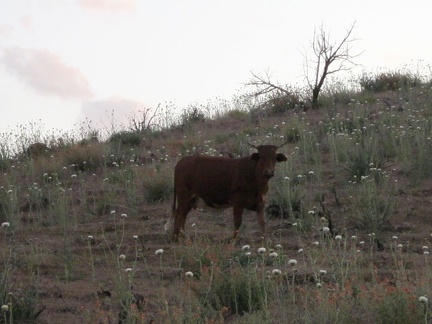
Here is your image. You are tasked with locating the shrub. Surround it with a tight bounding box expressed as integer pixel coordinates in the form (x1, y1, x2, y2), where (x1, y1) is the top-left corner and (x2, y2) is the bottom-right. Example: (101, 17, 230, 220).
(25, 142, 50, 158)
(180, 106, 206, 128)
(0, 154, 9, 172)
(109, 131, 142, 146)
(284, 127, 300, 143)
(359, 71, 423, 92)
(143, 170, 173, 204)
(351, 178, 395, 234)
(250, 92, 305, 121)
(224, 109, 248, 120)
(202, 269, 267, 316)
(0, 286, 45, 323)
(60, 143, 105, 172)
(1, 256, 45, 323)
(375, 290, 421, 324)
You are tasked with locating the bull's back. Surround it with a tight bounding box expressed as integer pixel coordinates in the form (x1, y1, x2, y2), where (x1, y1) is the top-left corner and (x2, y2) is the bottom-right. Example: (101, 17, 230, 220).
(176, 155, 236, 184)
(174, 155, 241, 199)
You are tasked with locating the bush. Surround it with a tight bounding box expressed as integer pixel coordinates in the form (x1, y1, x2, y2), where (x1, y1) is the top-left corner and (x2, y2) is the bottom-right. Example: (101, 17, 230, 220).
(375, 290, 421, 324)
(60, 143, 105, 172)
(351, 178, 394, 234)
(181, 106, 206, 125)
(143, 171, 173, 204)
(0, 285, 45, 323)
(202, 269, 267, 316)
(1, 258, 45, 324)
(250, 92, 305, 120)
(109, 131, 142, 146)
(359, 71, 423, 92)
(0, 154, 10, 172)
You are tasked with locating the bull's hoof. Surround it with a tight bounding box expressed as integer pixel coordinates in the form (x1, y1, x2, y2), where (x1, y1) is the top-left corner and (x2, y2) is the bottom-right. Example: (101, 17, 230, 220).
(172, 230, 186, 243)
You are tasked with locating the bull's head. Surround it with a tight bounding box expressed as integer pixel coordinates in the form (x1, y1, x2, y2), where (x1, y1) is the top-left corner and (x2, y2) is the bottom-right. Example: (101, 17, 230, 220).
(248, 142, 288, 179)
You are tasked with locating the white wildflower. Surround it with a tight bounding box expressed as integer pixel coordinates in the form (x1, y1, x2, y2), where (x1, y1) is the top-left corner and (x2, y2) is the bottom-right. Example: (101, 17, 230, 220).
(155, 249, 164, 256)
(272, 269, 282, 276)
(288, 259, 297, 266)
(419, 296, 428, 304)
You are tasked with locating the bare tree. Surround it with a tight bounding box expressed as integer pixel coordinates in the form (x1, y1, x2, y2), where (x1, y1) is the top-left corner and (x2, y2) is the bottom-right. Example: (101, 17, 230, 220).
(247, 70, 291, 97)
(128, 104, 161, 133)
(247, 22, 361, 110)
(246, 70, 304, 114)
(304, 22, 361, 108)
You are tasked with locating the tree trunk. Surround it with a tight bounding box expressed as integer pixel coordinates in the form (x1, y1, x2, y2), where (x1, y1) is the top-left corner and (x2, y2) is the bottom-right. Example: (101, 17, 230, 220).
(312, 86, 320, 109)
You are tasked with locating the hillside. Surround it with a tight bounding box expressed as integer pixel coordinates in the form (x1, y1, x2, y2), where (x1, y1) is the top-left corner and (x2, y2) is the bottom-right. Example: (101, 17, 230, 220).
(2, 76, 432, 323)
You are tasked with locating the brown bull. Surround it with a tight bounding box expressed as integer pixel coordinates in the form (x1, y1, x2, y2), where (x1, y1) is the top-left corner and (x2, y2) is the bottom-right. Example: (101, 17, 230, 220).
(171, 143, 287, 240)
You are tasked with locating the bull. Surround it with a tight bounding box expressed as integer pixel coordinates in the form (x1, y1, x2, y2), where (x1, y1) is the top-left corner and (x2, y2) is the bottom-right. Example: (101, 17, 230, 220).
(170, 143, 287, 240)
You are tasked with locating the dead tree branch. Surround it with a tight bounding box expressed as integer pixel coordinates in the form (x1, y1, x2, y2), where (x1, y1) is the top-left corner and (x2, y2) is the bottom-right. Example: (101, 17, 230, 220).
(129, 104, 161, 133)
(303, 21, 362, 108)
(246, 71, 291, 97)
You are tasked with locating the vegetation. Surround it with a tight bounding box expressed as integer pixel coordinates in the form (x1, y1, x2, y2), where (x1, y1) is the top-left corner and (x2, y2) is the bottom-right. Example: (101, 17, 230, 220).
(1, 67, 432, 323)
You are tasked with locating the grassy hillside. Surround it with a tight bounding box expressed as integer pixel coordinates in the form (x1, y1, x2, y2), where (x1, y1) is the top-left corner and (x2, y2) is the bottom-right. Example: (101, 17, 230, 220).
(1, 71, 432, 323)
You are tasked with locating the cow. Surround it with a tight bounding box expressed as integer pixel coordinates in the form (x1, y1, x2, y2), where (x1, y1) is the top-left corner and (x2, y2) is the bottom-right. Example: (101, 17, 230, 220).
(169, 142, 288, 240)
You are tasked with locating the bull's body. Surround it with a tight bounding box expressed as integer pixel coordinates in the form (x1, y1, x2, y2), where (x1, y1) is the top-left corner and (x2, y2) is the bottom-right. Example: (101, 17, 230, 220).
(171, 144, 287, 239)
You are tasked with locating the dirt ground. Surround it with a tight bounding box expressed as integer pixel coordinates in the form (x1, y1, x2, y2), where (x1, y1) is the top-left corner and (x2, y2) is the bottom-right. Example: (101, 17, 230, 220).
(4, 177, 432, 324)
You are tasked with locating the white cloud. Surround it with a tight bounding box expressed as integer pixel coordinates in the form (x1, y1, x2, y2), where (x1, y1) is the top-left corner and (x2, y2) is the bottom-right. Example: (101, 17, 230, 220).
(0, 46, 93, 99)
(19, 16, 32, 30)
(78, 0, 137, 12)
(0, 23, 13, 38)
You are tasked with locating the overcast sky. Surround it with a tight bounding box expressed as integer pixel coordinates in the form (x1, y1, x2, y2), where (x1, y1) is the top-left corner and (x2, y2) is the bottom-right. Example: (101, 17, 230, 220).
(0, 0, 430, 137)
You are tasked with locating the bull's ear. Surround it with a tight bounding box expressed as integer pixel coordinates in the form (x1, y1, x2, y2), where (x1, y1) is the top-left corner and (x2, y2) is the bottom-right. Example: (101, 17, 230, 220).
(250, 153, 260, 161)
(276, 153, 287, 162)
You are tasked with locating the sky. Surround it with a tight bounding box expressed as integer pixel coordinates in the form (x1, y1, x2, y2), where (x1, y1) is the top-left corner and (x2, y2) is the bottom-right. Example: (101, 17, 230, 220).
(0, 0, 431, 138)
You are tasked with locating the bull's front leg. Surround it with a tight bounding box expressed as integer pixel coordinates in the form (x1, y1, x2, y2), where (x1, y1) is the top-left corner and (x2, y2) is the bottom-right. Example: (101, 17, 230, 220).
(233, 204, 244, 240)
(256, 202, 266, 237)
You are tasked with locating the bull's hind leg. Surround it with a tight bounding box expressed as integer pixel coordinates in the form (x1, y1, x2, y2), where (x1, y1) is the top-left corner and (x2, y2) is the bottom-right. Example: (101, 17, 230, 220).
(233, 205, 244, 240)
(173, 190, 192, 240)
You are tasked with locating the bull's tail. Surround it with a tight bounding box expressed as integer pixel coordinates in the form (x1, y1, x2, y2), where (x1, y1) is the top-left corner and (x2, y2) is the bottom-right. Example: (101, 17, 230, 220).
(164, 188, 176, 234)
(172, 188, 177, 215)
